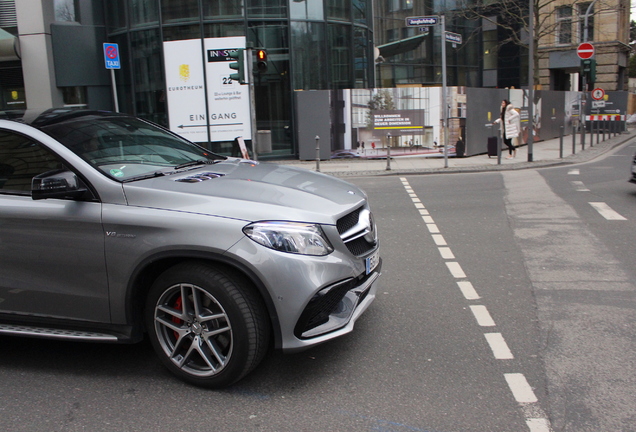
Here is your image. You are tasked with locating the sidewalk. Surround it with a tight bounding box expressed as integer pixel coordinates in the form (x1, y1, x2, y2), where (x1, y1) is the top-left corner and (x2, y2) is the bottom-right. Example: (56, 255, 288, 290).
(276, 129, 636, 177)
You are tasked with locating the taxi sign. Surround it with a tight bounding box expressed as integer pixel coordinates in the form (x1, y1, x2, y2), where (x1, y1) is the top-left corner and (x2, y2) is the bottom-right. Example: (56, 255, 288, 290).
(103, 43, 121, 69)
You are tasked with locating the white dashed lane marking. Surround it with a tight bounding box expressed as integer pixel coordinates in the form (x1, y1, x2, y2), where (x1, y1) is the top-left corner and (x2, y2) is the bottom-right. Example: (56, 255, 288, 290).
(570, 180, 590, 191)
(399, 177, 551, 431)
(505, 373, 538, 403)
(470, 305, 496, 327)
(485, 332, 514, 359)
(445, 262, 466, 278)
(457, 281, 480, 300)
(589, 202, 627, 220)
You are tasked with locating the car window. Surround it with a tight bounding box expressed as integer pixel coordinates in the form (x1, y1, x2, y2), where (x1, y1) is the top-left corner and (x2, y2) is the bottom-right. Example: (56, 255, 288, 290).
(41, 116, 221, 181)
(0, 130, 65, 194)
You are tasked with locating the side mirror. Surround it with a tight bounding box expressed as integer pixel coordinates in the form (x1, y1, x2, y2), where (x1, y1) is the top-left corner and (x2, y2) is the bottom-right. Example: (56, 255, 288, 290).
(32, 169, 88, 201)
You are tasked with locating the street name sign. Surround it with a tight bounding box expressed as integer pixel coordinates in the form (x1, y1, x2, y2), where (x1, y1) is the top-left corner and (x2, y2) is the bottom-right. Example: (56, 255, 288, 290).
(406, 16, 439, 26)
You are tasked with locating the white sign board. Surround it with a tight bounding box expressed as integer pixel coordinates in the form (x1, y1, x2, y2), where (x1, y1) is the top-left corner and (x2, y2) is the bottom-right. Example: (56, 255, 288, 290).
(163, 37, 251, 142)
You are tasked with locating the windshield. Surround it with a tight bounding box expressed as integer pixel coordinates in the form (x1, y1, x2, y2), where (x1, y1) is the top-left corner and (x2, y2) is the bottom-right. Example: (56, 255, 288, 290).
(40, 115, 224, 181)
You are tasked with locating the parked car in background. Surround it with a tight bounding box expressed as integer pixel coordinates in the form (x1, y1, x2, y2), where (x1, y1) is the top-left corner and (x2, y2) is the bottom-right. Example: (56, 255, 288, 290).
(0, 109, 381, 388)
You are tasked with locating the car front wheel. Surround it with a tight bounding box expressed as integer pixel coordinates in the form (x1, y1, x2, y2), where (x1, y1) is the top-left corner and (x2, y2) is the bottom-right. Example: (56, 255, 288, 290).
(145, 262, 270, 388)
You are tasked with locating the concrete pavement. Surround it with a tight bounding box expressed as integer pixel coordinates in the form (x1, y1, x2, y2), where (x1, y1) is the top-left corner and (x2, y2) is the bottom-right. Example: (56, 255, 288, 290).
(275, 128, 636, 177)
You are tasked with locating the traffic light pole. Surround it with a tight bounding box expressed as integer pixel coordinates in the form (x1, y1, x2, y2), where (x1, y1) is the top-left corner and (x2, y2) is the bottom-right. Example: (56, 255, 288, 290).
(247, 47, 258, 160)
(441, 15, 448, 169)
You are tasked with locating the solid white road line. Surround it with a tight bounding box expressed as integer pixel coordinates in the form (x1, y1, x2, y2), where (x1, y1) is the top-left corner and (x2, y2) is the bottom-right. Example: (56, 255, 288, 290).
(589, 202, 627, 220)
(469, 305, 496, 326)
(485, 332, 514, 359)
(457, 281, 480, 300)
(504, 373, 538, 403)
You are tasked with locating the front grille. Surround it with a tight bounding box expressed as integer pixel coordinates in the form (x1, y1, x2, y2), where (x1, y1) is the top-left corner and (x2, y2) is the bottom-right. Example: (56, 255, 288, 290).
(336, 206, 376, 257)
(337, 207, 362, 235)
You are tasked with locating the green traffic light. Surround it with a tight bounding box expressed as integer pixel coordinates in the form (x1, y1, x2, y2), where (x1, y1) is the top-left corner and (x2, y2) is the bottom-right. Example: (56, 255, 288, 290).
(228, 49, 245, 84)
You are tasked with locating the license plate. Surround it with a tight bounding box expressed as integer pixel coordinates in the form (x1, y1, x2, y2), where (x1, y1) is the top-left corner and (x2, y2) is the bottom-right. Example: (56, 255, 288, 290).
(365, 249, 380, 275)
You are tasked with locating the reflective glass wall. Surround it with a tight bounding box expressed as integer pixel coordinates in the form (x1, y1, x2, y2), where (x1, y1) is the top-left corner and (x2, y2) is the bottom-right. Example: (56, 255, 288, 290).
(374, 0, 481, 88)
(103, 0, 373, 158)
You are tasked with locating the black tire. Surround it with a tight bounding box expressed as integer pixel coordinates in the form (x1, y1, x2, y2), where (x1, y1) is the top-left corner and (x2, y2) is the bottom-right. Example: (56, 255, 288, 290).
(144, 262, 270, 388)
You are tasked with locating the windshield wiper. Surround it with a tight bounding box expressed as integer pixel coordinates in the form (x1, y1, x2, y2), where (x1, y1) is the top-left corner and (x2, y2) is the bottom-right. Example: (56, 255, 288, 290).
(174, 159, 222, 170)
(122, 170, 170, 182)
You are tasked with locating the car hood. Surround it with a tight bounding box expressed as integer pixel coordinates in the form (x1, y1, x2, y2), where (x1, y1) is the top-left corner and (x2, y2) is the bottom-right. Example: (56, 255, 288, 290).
(121, 159, 366, 224)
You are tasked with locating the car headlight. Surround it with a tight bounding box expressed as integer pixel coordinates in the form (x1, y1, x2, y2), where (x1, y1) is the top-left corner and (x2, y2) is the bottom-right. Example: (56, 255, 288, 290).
(243, 221, 334, 256)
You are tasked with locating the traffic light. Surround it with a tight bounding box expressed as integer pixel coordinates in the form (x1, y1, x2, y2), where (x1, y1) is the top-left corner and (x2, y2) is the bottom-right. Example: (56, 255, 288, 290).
(255, 49, 268, 74)
(581, 59, 596, 85)
(228, 49, 245, 84)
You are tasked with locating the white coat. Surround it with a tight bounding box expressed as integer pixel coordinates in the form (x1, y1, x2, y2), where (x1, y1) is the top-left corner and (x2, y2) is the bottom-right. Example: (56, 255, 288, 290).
(494, 104, 521, 139)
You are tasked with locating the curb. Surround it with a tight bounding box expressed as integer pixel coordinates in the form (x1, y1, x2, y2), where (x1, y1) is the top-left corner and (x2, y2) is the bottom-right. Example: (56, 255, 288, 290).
(290, 131, 636, 178)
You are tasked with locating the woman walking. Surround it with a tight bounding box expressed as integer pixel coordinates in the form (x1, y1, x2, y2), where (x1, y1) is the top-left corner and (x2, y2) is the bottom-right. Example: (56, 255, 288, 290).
(494, 99, 521, 159)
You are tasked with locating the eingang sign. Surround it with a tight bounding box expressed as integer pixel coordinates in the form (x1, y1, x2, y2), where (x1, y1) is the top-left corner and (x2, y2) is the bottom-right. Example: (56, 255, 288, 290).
(163, 37, 251, 142)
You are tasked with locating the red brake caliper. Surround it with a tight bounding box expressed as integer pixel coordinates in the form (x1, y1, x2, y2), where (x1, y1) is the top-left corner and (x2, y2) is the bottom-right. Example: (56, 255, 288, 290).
(172, 296, 183, 339)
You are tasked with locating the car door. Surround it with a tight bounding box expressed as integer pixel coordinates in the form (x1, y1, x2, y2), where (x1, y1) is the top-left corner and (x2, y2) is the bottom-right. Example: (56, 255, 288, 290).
(0, 128, 110, 322)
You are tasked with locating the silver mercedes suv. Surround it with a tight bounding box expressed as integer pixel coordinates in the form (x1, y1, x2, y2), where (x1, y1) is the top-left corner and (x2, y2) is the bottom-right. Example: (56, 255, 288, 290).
(0, 109, 380, 387)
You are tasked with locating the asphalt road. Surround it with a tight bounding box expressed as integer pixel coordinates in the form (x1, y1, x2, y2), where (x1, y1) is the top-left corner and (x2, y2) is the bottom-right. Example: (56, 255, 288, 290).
(1, 140, 634, 432)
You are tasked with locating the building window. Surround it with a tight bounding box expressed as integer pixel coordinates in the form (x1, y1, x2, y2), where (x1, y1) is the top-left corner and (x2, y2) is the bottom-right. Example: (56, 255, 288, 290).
(578, 3, 594, 42)
(54, 0, 76, 22)
(556, 6, 572, 45)
(387, 0, 412, 12)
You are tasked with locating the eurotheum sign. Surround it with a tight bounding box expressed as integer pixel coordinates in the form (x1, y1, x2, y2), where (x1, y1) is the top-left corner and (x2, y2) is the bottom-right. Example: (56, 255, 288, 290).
(163, 36, 251, 142)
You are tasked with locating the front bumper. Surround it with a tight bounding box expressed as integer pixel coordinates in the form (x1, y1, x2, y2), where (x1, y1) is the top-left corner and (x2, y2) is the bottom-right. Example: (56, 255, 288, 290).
(282, 261, 381, 353)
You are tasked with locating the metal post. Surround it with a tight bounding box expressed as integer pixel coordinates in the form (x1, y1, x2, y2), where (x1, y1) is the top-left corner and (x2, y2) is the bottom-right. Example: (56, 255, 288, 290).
(572, 122, 577, 154)
(441, 15, 449, 169)
(527, 1, 534, 162)
(497, 122, 502, 165)
(315, 135, 320, 172)
(247, 48, 258, 160)
(386, 133, 392, 171)
(581, 117, 586, 150)
(596, 119, 599, 145)
(110, 69, 119, 112)
(559, 126, 564, 158)
(602, 119, 606, 141)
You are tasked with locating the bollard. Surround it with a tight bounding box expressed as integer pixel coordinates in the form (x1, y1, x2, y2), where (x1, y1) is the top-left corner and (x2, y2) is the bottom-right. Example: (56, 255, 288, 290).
(602, 120, 606, 142)
(572, 123, 577, 155)
(497, 123, 502, 165)
(386, 133, 392, 171)
(559, 126, 564, 159)
(315, 135, 320, 172)
(581, 120, 586, 150)
(596, 120, 600, 145)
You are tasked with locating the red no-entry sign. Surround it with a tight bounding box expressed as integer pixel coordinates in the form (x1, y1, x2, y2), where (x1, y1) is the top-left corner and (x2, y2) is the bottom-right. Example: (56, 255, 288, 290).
(577, 42, 595, 59)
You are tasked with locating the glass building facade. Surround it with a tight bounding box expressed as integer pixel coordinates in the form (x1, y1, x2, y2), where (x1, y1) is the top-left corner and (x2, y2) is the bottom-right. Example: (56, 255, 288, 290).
(103, 0, 374, 158)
